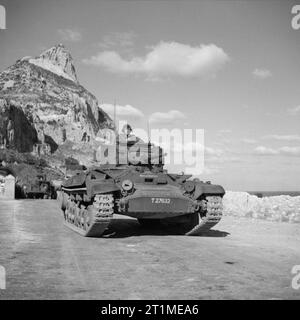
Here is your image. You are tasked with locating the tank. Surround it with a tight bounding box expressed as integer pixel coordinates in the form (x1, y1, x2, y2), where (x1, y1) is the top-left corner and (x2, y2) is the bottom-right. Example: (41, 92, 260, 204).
(22, 173, 56, 199)
(60, 133, 225, 237)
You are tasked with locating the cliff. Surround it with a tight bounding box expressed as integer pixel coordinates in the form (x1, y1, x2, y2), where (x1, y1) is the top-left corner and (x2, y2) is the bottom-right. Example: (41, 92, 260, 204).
(0, 44, 113, 159)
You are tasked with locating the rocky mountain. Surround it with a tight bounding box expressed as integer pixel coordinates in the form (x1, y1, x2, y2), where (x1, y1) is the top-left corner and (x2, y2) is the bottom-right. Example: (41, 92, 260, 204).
(0, 44, 113, 158)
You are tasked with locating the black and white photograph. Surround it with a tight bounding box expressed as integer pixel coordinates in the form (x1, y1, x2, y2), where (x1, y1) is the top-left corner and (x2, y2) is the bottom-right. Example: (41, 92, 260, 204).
(0, 0, 300, 305)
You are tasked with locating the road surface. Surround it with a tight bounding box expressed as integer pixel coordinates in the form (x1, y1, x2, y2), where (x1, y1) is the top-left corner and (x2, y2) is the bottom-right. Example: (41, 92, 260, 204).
(0, 200, 299, 299)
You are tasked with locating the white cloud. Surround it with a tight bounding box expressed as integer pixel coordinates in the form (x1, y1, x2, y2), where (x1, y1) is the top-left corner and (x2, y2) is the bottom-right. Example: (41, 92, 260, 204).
(98, 31, 136, 49)
(254, 146, 279, 155)
(288, 105, 300, 116)
(254, 146, 300, 156)
(58, 29, 82, 42)
(149, 110, 186, 124)
(252, 68, 272, 79)
(100, 104, 144, 121)
(263, 134, 300, 142)
(83, 41, 229, 80)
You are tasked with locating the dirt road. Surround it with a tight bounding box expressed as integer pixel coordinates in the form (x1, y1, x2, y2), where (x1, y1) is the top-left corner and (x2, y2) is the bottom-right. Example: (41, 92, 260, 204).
(0, 200, 299, 299)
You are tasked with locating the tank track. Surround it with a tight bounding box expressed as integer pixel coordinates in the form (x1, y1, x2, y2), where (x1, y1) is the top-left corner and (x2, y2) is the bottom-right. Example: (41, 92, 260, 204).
(62, 193, 114, 237)
(185, 196, 223, 236)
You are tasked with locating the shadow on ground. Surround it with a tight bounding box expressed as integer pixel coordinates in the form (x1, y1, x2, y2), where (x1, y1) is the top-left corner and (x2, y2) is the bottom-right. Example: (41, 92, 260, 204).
(101, 218, 230, 238)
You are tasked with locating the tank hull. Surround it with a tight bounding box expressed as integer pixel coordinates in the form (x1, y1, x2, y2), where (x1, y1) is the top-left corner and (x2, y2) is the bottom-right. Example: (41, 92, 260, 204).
(60, 166, 225, 237)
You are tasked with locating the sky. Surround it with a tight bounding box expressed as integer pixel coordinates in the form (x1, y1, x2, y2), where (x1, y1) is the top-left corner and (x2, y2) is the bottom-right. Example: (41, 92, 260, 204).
(0, 0, 300, 191)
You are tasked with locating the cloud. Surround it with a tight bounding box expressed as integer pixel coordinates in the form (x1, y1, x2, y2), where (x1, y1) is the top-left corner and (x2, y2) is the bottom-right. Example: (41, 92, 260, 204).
(100, 104, 144, 121)
(252, 68, 272, 79)
(98, 31, 136, 49)
(279, 146, 300, 156)
(254, 146, 279, 155)
(83, 41, 229, 80)
(149, 110, 186, 124)
(254, 146, 300, 156)
(263, 134, 300, 142)
(288, 105, 300, 116)
(58, 29, 82, 42)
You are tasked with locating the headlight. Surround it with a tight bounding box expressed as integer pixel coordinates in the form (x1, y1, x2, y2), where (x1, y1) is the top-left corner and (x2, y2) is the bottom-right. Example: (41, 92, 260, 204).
(121, 179, 133, 191)
(184, 181, 195, 193)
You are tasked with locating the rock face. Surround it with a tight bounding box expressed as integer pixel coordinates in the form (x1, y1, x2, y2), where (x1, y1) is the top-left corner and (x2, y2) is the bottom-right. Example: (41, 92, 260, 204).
(29, 44, 78, 83)
(0, 44, 113, 156)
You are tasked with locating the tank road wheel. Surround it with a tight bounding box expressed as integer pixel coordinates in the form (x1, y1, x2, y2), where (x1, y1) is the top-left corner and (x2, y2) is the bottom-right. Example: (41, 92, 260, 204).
(79, 205, 86, 229)
(83, 208, 91, 231)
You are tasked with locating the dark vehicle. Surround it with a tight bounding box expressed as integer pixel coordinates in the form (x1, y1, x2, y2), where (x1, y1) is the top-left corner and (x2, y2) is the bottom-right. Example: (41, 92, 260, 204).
(60, 138, 225, 237)
(22, 174, 56, 199)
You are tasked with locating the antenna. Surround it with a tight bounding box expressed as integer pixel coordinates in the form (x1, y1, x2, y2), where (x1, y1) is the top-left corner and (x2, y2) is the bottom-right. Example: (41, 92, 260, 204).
(147, 119, 151, 143)
(147, 118, 151, 167)
(113, 99, 117, 133)
(113, 99, 121, 166)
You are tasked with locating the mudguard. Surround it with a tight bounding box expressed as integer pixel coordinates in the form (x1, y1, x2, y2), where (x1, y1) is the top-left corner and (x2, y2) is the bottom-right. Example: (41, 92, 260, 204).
(87, 180, 120, 197)
(194, 182, 225, 200)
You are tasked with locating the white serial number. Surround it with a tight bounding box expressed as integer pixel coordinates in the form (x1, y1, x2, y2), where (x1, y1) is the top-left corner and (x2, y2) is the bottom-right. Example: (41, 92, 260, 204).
(151, 198, 171, 204)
